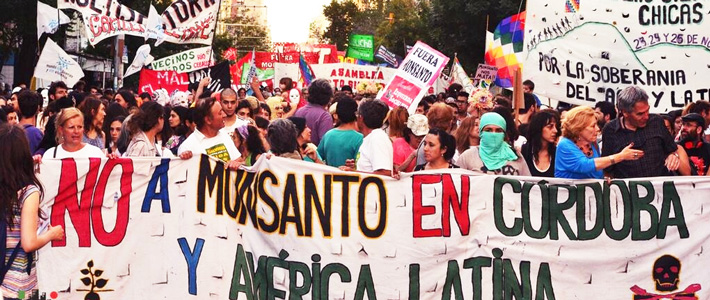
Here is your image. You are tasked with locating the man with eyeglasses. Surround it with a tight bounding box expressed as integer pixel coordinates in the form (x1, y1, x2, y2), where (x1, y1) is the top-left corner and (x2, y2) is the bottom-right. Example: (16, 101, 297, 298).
(455, 91, 469, 127)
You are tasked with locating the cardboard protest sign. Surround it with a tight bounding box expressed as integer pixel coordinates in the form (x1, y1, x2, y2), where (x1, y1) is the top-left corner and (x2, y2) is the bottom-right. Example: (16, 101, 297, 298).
(379, 41, 449, 112)
(346, 34, 375, 61)
(472, 63, 498, 89)
(161, 0, 221, 45)
(150, 46, 215, 73)
(523, 0, 710, 112)
(34, 39, 85, 87)
(36, 155, 710, 299)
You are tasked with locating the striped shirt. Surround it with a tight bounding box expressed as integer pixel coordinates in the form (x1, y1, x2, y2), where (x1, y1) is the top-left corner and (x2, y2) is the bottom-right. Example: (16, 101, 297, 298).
(1, 185, 40, 298)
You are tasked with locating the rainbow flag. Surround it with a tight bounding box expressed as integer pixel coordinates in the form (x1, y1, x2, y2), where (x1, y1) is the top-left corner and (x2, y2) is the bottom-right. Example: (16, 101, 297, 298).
(566, 0, 580, 13)
(299, 53, 316, 86)
(484, 11, 526, 88)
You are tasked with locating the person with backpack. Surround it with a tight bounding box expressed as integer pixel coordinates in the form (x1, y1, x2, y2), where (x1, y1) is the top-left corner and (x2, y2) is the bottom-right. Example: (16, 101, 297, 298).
(0, 123, 63, 298)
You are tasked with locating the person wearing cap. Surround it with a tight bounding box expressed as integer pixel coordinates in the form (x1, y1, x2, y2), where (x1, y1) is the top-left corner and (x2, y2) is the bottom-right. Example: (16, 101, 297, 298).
(318, 96, 363, 168)
(678, 112, 710, 175)
(395, 114, 429, 172)
(287, 116, 323, 164)
(555, 106, 644, 179)
(458, 112, 531, 176)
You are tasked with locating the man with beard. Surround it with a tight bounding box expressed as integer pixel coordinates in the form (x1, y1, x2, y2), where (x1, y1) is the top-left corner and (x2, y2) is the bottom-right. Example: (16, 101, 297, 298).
(678, 113, 710, 175)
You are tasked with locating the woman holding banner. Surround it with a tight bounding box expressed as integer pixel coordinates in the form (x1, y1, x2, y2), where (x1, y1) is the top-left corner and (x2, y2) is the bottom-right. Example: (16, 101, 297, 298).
(0, 123, 64, 299)
(414, 128, 458, 171)
(457, 112, 531, 176)
(42, 108, 106, 159)
(555, 106, 644, 179)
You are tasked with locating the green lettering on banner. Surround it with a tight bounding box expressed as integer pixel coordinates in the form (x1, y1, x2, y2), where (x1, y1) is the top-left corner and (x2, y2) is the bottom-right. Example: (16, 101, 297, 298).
(576, 183, 604, 240)
(492, 248, 504, 300)
(630, 181, 659, 240)
(603, 180, 633, 240)
(535, 263, 556, 300)
(522, 181, 550, 239)
(463, 256, 492, 300)
(548, 184, 577, 240)
(229, 244, 254, 299)
(442, 260, 463, 300)
(658, 181, 689, 238)
(503, 259, 531, 300)
(288, 259, 311, 299)
(493, 178, 523, 236)
(354, 265, 376, 300)
(266, 250, 288, 299)
(321, 262, 352, 298)
(408, 264, 420, 300)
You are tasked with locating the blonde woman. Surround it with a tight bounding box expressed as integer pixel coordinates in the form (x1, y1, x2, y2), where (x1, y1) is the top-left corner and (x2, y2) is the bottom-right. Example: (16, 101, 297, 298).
(42, 108, 105, 159)
(555, 106, 644, 179)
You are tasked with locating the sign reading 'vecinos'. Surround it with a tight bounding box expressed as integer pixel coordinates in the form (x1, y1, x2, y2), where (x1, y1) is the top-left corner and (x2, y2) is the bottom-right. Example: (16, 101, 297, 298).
(150, 46, 214, 73)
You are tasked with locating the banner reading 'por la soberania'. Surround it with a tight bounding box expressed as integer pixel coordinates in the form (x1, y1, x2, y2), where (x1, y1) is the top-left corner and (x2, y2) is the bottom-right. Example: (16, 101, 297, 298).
(379, 41, 449, 114)
(36, 155, 707, 299)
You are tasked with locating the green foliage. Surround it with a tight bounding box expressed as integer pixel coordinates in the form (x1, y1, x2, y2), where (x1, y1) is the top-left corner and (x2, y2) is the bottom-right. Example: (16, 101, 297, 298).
(374, 0, 430, 57)
(322, 0, 360, 49)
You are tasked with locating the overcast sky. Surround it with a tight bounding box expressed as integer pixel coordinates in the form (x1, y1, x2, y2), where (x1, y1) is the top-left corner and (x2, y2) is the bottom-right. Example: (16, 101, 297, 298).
(264, 0, 331, 43)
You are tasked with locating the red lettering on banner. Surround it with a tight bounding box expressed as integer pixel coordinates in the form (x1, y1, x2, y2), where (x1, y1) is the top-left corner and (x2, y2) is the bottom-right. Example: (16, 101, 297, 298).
(87, 14, 145, 41)
(412, 174, 470, 238)
(51, 158, 133, 247)
(91, 159, 133, 246)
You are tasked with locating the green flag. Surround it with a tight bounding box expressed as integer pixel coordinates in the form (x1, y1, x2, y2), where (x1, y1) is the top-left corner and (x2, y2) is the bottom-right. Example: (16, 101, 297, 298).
(346, 34, 374, 62)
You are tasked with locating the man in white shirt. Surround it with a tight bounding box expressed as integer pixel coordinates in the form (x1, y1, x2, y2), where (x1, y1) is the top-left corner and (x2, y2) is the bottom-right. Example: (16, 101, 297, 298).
(355, 100, 393, 176)
(178, 97, 241, 169)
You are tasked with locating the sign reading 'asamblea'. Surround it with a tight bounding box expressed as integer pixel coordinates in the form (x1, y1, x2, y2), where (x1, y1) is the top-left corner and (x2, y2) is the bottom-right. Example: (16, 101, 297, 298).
(524, 0, 710, 112)
(35, 155, 708, 299)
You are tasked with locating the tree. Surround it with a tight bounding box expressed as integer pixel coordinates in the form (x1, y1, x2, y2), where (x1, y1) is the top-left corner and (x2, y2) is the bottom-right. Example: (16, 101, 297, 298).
(374, 0, 430, 57)
(428, 0, 523, 71)
(322, 0, 360, 49)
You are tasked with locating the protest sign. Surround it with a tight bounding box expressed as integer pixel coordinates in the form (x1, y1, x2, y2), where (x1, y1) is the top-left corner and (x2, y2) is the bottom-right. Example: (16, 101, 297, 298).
(35, 155, 710, 299)
(138, 68, 189, 95)
(472, 64, 498, 89)
(34, 39, 85, 87)
(150, 46, 215, 73)
(186, 61, 231, 93)
(346, 34, 375, 61)
(379, 41, 449, 112)
(161, 0, 221, 45)
(310, 63, 396, 89)
(375, 45, 403, 68)
(523, 0, 710, 112)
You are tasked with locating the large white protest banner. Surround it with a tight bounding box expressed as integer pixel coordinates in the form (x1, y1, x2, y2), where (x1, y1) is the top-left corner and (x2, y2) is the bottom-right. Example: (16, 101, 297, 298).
(34, 39, 84, 87)
(379, 41, 449, 113)
(150, 46, 214, 73)
(523, 0, 710, 112)
(161, 0, 221, 45)
(35, 155, 709, 299)
(58, 0, 147, 45)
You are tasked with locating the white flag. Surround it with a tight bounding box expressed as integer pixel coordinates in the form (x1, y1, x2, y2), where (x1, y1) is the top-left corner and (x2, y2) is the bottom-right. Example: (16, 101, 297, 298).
(451, 58, 475, 94)
(34, 39, 84, 87)
(37, 2, 70, 39)
(145, 5, 165, 46)
(124, 44, 153, 79)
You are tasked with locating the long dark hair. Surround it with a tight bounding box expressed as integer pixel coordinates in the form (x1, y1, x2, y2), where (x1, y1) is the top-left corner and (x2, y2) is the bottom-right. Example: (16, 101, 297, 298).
(527, 109, 559, 162)
(0, 124, 43, 226)
(245, 125, 266, 157)
(171, 106, 189, 137)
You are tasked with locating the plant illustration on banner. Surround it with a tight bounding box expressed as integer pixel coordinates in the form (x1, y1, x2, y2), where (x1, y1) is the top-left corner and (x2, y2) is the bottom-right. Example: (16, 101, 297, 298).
(76, 260, 112, 300)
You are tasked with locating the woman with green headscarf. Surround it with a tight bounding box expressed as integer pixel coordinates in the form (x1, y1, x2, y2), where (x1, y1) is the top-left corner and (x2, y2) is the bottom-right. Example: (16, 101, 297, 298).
(458, 112, 531, 175)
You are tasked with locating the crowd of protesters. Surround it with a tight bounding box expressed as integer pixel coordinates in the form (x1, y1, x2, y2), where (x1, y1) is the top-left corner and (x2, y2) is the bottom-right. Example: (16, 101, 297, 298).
(1, 76, 710, 297)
